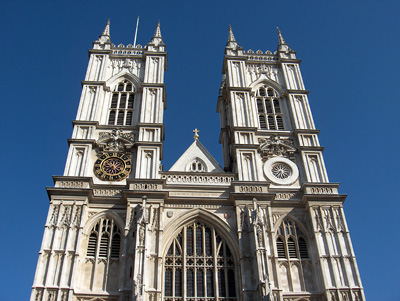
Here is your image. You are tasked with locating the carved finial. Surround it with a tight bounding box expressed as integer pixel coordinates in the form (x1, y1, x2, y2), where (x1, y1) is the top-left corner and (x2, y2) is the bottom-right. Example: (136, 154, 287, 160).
(277, 27, 286, 45)
(193, 128, 200, 140)
(253, 198, 258, 210)
(228, 25, 236, 42)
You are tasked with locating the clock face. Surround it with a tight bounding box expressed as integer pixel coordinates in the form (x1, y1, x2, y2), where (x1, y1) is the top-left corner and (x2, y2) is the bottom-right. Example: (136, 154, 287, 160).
(94, 152, 132, 181)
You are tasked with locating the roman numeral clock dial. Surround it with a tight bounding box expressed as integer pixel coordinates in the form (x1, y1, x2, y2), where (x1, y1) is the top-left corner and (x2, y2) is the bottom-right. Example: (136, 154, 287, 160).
(93, 152, 132, 181)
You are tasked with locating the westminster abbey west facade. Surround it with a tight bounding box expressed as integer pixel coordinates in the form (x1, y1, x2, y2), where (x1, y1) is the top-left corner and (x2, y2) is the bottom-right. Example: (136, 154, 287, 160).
(31, 21, 364, 301)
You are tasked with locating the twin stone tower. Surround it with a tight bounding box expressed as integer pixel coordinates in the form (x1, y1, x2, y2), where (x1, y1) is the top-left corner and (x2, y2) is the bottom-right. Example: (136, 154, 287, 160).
(31, 21, 364, 301)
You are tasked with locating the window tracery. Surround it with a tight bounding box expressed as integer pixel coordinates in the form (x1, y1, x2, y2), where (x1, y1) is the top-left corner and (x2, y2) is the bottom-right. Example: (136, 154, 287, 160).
(256, 85, 284, 130)
(276, 219, 308, 260)
(108, 80, 135, 126)
(189, 159, 206, 172)
(164, 222, 237, 300)
(275, 219, 314, 292)
(86, 217, 121, 260)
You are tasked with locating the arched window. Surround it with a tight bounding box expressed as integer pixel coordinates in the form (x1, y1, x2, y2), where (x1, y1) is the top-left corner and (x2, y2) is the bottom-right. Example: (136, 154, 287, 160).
(276, 219, 309, 260)
(188, 159, 206, 172)
(108, 80, 135, 126)
(164, 222, 237, 300)
(86, 217, 121, 259)
(256, 85, 284, 130)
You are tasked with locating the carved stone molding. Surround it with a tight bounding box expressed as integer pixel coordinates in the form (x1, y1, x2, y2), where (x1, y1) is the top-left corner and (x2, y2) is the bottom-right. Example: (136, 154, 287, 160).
(164, 204, 232, 209)
(59, 181, 84, 188)
(72, 206, 82, 227)
(310, 186, 334, 194)
(237, 185, 264, 193)
(162, 174, 234, 186)
(93, 189, 121, 197)
(132, 183, 158, 191)
(49, 205, 60, 226)
(59, 205, 71, 226)
(275, 192, 301, 200)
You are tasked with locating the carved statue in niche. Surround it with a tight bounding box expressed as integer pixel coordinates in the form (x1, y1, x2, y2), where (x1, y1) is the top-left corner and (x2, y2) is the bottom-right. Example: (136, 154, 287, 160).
(240, 206, 250, 232)
(258, 135, 296, 161)
(252, 198, 265, 227)
(150, 207, 159, 231)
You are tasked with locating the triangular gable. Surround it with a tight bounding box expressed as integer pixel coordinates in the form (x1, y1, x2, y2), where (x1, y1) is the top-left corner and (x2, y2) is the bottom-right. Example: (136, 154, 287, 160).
(169, 140, 224, 173)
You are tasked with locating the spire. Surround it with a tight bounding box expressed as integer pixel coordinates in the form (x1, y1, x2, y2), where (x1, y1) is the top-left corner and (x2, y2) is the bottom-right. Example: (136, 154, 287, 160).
(228, 25, 236, 42)
(96, 19, 111, 44)
(277, 27, 291, 53)
(102, 18, 110, 36)
(149, 21, 163, 45)
(226, 25, 240, 50)
(154, 21, 162, 38)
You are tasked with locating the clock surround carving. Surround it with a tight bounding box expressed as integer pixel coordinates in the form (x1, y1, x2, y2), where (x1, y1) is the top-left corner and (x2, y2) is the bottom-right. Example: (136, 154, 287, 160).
(93, 129, 135, 181)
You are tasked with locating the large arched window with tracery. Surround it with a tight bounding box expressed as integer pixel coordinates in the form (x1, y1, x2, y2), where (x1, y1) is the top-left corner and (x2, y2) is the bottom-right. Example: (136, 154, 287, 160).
(275, 218, 315, 292)
(256, 85, 284, 130)
(87, 217, 121, 259)
(82, 217, 122, 292)
(164, 222, 237, 300)
(108, 80, 135, 126)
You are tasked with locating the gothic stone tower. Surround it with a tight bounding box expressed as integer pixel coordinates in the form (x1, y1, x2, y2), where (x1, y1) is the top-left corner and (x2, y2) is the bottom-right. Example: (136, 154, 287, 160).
(216, 27, 364, 301)
(31, 22, 364, 301)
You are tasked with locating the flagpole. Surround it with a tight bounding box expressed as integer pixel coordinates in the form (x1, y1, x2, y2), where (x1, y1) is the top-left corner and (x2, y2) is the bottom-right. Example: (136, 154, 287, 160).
(133, 16, 140, 47)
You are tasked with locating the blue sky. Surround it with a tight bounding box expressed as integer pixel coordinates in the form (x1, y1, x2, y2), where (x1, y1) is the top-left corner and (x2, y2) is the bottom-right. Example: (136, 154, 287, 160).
(1, 1, 399, 300)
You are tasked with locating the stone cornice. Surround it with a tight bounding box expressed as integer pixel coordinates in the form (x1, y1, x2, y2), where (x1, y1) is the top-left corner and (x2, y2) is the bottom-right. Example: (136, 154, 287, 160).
(301, 183, 347, 206)
(283, 89, 310, 95)
(278, 58, 302, 64)
(294, 129, 320, 135)
(67, 138, 96, 145)
(298, 146, 325, 151)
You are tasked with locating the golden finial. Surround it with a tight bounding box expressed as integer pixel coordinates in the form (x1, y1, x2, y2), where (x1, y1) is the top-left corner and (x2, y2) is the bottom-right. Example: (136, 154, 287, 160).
(193, 128, 200, 140)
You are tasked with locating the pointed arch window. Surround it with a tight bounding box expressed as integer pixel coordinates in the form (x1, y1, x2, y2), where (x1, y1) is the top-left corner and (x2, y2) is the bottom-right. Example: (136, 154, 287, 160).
(164, 222, 237, 300)
(108, 80, 135, 126)
(256, 85, 285, 130)
(276, 219, 309, 260)
(86, 217, 121, 259)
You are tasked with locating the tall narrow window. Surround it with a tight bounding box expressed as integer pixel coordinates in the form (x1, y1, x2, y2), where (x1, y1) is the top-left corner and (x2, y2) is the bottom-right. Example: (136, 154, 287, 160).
(164, 222, 236, 300)
(256, 85, 285, 130)
(108, 80, 135, 126)
(86, 218, 121, 260)
(275, 219, 309, 260)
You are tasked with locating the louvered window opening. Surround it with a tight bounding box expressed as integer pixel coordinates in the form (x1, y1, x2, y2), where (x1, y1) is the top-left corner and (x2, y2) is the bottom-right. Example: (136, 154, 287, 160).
(256, 85, 284, 130)
(164, 222, 237, 300)
(108, 80, 135, 126)
(276, 219, 309, 260)
(86, 218, 121, 260)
